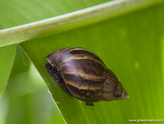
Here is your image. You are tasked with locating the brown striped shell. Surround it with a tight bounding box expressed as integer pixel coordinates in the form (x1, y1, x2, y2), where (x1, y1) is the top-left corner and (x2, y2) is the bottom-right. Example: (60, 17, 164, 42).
(45, 47, 129, 106)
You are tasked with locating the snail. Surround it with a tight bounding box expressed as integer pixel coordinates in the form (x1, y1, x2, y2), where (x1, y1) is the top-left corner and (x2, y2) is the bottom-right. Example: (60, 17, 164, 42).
(45, 47, 129, 106)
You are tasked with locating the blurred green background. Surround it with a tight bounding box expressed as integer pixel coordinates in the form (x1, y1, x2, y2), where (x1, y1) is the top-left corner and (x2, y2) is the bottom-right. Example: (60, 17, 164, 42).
(0, 46, 65, 124)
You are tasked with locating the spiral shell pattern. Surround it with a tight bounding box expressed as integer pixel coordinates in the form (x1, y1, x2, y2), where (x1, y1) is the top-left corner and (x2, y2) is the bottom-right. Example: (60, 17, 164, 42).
(46, 47, 129, 104)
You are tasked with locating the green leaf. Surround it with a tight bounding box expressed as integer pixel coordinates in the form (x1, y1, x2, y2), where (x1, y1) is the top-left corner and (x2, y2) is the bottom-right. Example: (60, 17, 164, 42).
(0, 0, 163, 47)
(0, 45, 16, 96)
(20, 2, 164, 123)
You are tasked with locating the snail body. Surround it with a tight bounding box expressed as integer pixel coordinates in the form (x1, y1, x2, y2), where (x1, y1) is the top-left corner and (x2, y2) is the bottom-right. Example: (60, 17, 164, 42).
(45, 47, 129, 106)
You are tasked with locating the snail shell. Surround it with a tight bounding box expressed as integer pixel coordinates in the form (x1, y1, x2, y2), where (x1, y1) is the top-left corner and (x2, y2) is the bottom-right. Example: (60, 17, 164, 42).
(45, 47, 129, 106)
